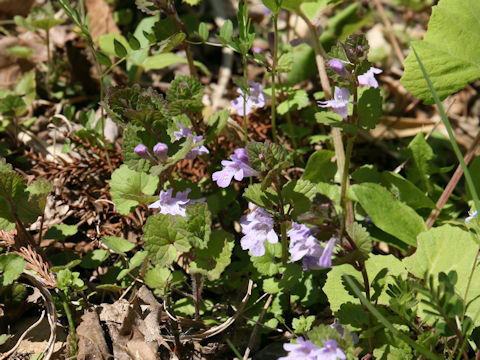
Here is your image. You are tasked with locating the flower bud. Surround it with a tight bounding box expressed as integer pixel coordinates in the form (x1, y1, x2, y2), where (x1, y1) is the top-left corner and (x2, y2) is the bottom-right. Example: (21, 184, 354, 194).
(134, 144, 152, 160)
(328, 59, 348, 77)
(153, 142, 168, 161)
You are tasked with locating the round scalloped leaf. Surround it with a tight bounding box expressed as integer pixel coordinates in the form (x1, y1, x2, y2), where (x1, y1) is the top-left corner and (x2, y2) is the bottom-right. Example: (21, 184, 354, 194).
(401, 0, 480, 104)
(0, 254, 26, 286)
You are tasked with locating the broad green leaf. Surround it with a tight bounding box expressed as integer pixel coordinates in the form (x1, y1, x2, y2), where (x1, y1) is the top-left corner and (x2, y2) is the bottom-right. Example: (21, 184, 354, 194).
(142, 53, 209, 75)
(102, 236, 135, 254)
(358, 87, 382, 130)
(324, 254, 407, 313)
(26, 179, 52, 214)
(381, 171, 435, 210)
(0, 254, 26, 286)
(263, 263, 303, 294)
(15, 70, 36, 106)
(277, 89, 309, 115)
(351, 183, 426, 247)
(406, 133, 436, 193)
(285, 43, 316, 86)
(127, 33, 141, 50)
(403, 225, 480, 325)
(98, 34, 131, 57)
(44, 224, 78, 241)
(205, 109, 229, 143)
(282, 179, 317, 218)
(0, 334, 12, 346)
(347, 222, 372, 259)
(145, 266, 171, 290)
(302, 150, 337, 183)
(292, 315, 316, 334)
(182, 202, 211, 249)
(182, 0, 201, 5)
(166, 75, 203, 102)
(0, 171, 40, 223)
(143, 213, 191, 267)
(262, 0, 280, 13)
(250, 242, 282, 276)
(243, 183, 278, 209)
(189, 230, 234, 281)
(401, 0, 480, 104)
(0, 218, 14, 231)
(56, 269, 85, 291)
(218, 20, 233, 43)
(80, 249, 110, 269)
(110, 165, 159, 214)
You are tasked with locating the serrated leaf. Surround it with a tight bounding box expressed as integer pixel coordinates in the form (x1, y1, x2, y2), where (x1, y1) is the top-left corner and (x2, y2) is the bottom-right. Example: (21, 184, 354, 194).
(277, 89, 309, 115)
(302, 150, 337, 183)
(347, 222, 372, 259)
(292, 315, 315, 334)
(0, 171, 40, 223)
(358, 87, 382, 130)
(44, 224, 78, 240)
(403, 225, 480, 326)
(143, 213, 191, 267)
(324, 254, 407, 313)
(350, 183, 426, 247)
(401, 0, 480, 104)
(190, 230, 234, 280)
(166, 75, 203, 102)
(282, 179, 317, 218)
(243, 183, 278, 209)
(0, 254, 26, 286)
(182, 202, 211, 249)
(110, 165, 159, 214)
(102, 236, 135, 255)
(251, 242, 282, 276)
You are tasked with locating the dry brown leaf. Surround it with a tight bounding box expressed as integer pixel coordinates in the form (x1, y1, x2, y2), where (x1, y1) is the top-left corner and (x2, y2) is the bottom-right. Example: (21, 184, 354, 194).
(84, 0, 120, 42)
(77, 309, 110, 360)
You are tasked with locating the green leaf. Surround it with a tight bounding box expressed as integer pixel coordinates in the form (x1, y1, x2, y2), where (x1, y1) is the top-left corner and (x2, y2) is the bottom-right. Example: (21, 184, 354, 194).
(189, 230, 234, 280)
(358, 87, 382, 130)
(350, 183, 426, 247)
(406, 133, 436, 193)
(198, 22, 208, 42)
(262, 0, 280, 13)
(0, 170, 40, 223)
(145, 266, 171, 290)
(143, 213, 191, 267)
(218, 19, 233, 43)
(292, 315, 316, 334)
(282, 179, 317, 218)
(182, 202, 211, 249)
(167, 75, 203, 102)
(401, 0, 480, 104)
(0, 254, 26, 286)
(403, 225, 480, 325)
(143, 53, 209, 75)
(277, 89, 309, 115)
(26, 179, 52, 214)
(102, 236, 135, 255)
(56, 269, 85, 291)
(263, 263, 303, 294)
(99, 34, 131, 56)
(324, 254, 407, 313)
(44, 224, 78, 241)
(0, 334, 12, 346)
(243, 183, 278, 209)
(114, 39, 128, 58)
(347, 222, 372, 259)
(127, 33, 141, 50)
(182, 0, 201, 5)
(302, 150, 337, 183)
(80, 249, 110, 269)
(250, 242, 282, 276)
(381, 171, 435, 210)
(110, 165, 159, 214)
(205, 109, 229, 143)
(96, 51, 112, 67)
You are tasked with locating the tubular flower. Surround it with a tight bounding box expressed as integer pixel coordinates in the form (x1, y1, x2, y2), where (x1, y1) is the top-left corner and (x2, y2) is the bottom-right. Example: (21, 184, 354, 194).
(153, 142, 168, 161)
(231, 81, 266, 116)
(212, 148, 259, 188)
(240, 203, 278, 257)
(278, 337, 346, 360)
(174, 123, 209, 160)
(358, 67, 382, 88)
(317, 87, 350, 119)
(328, 59, 349, 78)
(148, 188, 204, 217)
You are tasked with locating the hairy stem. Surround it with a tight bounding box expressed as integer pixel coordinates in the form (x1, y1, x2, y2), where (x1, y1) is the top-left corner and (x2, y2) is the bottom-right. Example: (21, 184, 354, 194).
(270, 14, 279, 144)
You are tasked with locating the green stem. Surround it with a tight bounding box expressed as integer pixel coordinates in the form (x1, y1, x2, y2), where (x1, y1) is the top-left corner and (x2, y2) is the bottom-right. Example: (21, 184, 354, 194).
(270, 14, 279, 144)
(340, 134, 356, 228)
(61, 292, 78, 358)
(242, 55, 249, 146)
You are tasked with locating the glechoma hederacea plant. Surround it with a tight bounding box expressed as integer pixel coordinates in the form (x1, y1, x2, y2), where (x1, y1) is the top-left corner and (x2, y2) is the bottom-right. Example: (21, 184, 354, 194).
(2, 0, 480, 358)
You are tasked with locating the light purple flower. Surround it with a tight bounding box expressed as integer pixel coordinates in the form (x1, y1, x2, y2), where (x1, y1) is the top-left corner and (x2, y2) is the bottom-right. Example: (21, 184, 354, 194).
(317, 87, 350, 119)
(148, 188, 204, 217)
(174, 123, 209, 160)
(231, 81, 266, 116)
(212, 148, 259, 188)
(466, 210, 478, 223)
(328, 59, 348, 77)
(134, 144, 153, 160)
(288, 223, 336, 271)
(317, 340, 346, 360)
(358, 67, 382, 88)
(240, 203, 278, 257)
(278, 337, 323, 360)
(153, 142, 168, 161)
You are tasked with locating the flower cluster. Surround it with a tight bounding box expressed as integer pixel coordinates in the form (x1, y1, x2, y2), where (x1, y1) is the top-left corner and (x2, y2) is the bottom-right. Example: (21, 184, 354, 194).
(231, 81, 266, 116)
(318, 61, 383, 119)
(278, 337, 346, 360)
(288, 222, 336, 270)
(134, 142, 168, 162)
(212, 148, 259, 188)
(240, 203, 278, 257)
(174, 122, 209, 160)
(148, 188, 204, 217)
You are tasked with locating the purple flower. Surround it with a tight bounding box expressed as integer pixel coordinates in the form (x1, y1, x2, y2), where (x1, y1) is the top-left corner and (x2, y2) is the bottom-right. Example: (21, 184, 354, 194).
(148, 188, 204, 217)
(466, 210, 478, 223)
(288, 223, 336, 271)
(212, 148, 259, 188)
(231, 81, 266, 116)
(278, 337, 323, 360)
(174, 123, 209, 160)
(328, 59, 349, 77)
(317, 87, 350, 119)
(240, 204, 278, 257)
(134, 144, 153, 160)
(358, 67, 382, 88)
(317, 340, 346, 360)
(153, 142, 168, 161)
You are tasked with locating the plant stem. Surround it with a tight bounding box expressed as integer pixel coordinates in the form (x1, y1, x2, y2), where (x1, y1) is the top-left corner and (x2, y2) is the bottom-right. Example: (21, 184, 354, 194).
(340, 134, 356, 227)
(46, 29, 51, 99)
(270, 14, 279, 144)
(61, 292, 78, 358)
(242, 55, 249, 146)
